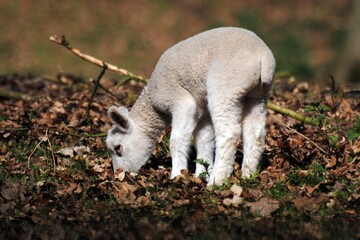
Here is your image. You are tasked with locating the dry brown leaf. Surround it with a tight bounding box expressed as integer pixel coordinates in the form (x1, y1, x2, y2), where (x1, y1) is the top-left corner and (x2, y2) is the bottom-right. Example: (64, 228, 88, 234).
(326, 199, 336, 209)
(293, 193, 327, 211)
(248, 188, 264, 200)
(111, 181, 138, 203)
(0, 120, 21, 129)
(325, 156, 337, 168)
(56, 182, 77, 196)
(223, 198, 232, 206)
(114, 171, 126, 181)
(246, 198, 280, 217)
(74, 184, 83, 194)
(345, 209, 356, 215)
(1, 145, 7, 154)
(230, 184, 243, 196)
(173, 199, 190, 206)
(305, 185, 316, 194)
(1, 182, 25, 201)
(286, 182, 298, 193)
(0, 203, 12, 214)
(58, 147, 74, 157)
(93, 164, 105, 173)
(74, 146, 90, 154)
(136, 196, 150, 206)
(223, 195, 243, 207)
(50, 101, 66, 114)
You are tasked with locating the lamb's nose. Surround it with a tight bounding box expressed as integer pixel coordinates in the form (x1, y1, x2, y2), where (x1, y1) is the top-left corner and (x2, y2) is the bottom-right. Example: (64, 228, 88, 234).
(114, 144, 123, 156)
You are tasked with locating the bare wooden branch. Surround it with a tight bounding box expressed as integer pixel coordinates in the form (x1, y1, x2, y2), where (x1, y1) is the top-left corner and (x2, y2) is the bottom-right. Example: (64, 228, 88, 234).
(49, 35, 147, 83)
(0, 87, 33, 101)
(45, 128, 57, 169)
(28, 135, 47, 168)
(267, 101, 319, 126)
(86, 63, 107, 120)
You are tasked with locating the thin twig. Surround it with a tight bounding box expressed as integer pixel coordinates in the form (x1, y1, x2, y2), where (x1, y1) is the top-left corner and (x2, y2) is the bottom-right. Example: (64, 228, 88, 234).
(274, 118, 327, 155)
(49, 35, 146, 83)
(2, 127, 106, 138)
(86, 63, 108, 120)
(27, 137, 46, 168)
(90, 78, 120, 100)
(3, 127, 28, 132)
(349, 156, 357, 164)
(268, 101, 319, 126)
(45, 127, 107, 138)
(115, 76, 136, 88)
(45, 129, 56, 169)
(0, 87, 33, 101)
(329, 75, 342, 139)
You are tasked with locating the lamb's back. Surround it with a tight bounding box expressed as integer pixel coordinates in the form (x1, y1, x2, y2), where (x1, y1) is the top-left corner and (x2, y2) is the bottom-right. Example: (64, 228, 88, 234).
(147, 27, 272, 112)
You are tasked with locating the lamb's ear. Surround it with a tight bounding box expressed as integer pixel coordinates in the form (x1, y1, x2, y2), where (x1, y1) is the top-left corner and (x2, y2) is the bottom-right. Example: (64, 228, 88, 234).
(108, 106, 131, 133)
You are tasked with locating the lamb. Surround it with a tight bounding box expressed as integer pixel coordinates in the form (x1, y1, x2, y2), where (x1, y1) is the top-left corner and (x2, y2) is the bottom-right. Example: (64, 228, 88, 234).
(106, 27, 276, 186)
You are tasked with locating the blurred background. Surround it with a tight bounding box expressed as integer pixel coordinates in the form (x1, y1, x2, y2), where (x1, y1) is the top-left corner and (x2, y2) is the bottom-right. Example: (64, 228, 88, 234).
(0, 0, 358, 83)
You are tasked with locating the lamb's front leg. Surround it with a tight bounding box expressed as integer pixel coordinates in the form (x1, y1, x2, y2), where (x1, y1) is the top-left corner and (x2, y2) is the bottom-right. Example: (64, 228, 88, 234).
(169, 97, 198, 179)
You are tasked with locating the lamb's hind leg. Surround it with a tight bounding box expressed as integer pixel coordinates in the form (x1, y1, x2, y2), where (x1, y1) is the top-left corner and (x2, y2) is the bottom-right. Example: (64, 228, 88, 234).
(194, 114, 215, 178)
(241, 95, 267, 178)
(207, 95, 243, 186)
(169, 95, 198, 179)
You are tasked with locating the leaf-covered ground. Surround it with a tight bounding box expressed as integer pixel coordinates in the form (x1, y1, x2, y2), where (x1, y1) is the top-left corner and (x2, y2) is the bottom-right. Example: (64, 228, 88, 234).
(0, 74, 359, 239)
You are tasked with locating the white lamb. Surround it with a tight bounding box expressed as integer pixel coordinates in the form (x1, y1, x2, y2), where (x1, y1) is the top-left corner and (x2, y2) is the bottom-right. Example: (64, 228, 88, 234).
(106, 27, 275, 186)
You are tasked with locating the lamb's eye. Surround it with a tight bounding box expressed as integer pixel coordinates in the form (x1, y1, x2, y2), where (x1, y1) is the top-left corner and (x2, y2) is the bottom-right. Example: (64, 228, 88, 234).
(114, 144, 123, 157)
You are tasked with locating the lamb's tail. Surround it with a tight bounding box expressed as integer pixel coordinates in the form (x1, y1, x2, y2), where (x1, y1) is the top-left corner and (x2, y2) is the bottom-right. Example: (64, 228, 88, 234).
(260, 54, 276, 110)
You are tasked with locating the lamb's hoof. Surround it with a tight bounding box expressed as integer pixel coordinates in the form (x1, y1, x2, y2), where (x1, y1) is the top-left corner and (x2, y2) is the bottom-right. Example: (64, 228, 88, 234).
(207, 175, 226, 188)
(241, 167, 256, 179)
(170, 173, 180, 179)
(170, 169, 185, 179)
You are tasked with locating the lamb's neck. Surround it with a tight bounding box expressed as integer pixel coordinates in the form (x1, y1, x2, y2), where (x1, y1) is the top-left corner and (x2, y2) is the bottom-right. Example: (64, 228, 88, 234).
(129, 87, 167, 142)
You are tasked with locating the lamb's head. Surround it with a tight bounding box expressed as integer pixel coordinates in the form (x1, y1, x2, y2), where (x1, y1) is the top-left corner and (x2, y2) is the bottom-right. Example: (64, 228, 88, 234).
(106, 106, 151, 173)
